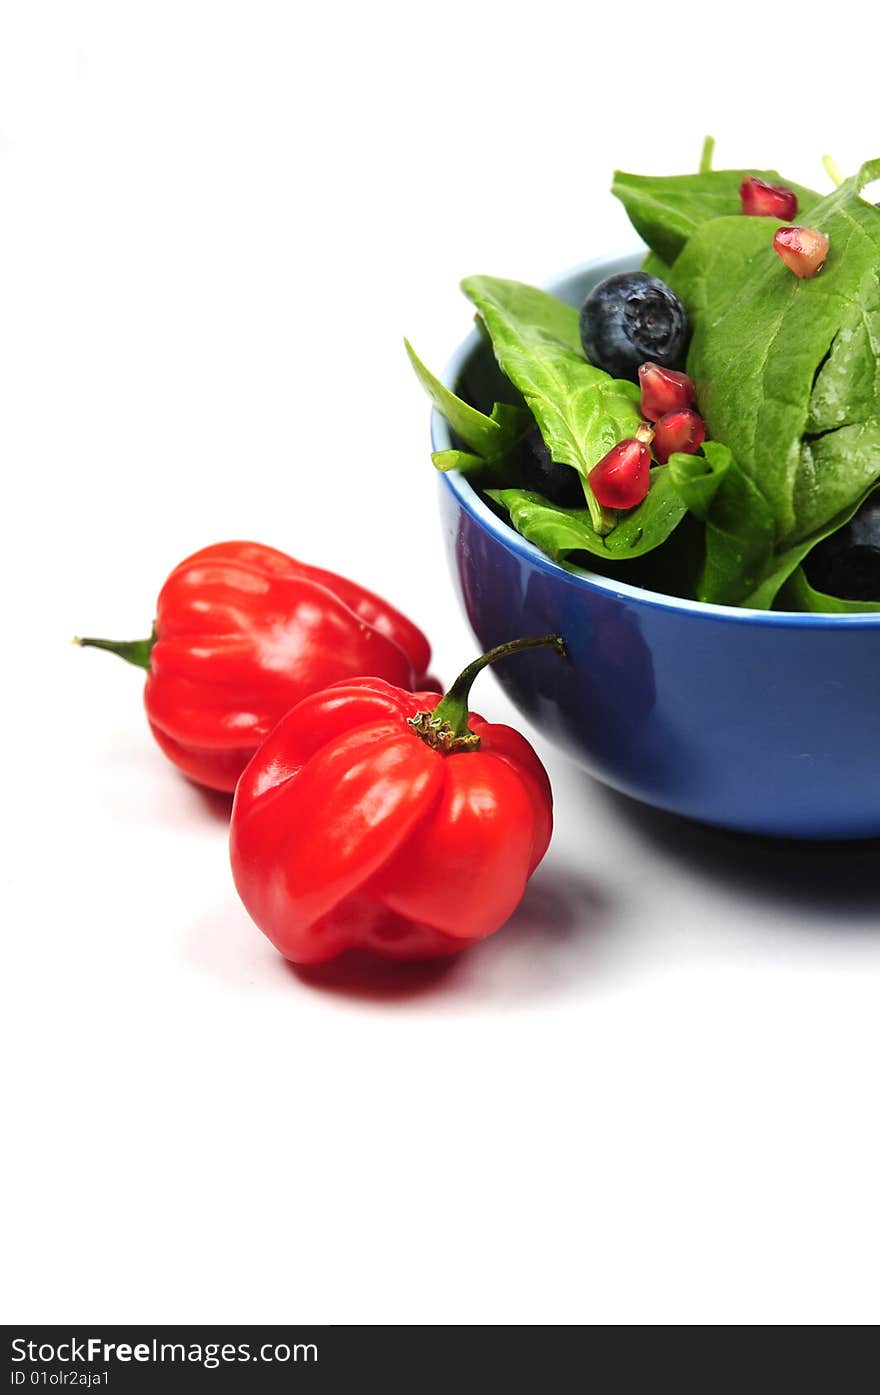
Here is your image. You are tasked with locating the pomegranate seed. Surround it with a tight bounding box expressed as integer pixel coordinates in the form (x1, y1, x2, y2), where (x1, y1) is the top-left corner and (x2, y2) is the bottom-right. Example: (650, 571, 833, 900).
(589, 437, 652, 510)
(652, 409, 706, 465)
(740, 176, 798, 220)
(773, 226, 830, 279)
(638, 362, 696, 421)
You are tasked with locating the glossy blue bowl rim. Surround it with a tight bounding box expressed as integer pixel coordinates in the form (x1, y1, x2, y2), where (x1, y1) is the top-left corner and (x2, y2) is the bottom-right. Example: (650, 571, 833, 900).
(432, 250, 880, 630)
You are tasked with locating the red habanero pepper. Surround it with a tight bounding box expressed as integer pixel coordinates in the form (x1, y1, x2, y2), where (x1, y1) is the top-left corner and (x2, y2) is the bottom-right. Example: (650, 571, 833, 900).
(76, 541, 437, 794)
(229, 634, 565, 964)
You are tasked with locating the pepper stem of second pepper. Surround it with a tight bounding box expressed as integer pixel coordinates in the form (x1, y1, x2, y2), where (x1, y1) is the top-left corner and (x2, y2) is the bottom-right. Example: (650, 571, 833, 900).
(409, 634, 566, 754)
(73, 630, 157, 670)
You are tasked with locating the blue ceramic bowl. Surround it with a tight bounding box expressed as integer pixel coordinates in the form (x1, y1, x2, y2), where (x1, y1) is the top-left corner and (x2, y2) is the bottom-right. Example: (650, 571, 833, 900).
(434, 252, 880, 839)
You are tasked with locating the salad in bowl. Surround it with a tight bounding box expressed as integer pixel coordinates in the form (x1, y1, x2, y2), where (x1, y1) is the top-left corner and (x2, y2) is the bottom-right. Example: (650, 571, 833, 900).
(408, 143, 880, 614)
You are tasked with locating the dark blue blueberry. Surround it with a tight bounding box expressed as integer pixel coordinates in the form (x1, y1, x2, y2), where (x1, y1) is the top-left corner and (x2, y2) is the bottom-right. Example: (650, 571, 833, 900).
(804, 495, 880, 600)
(518, 423, 584, 507)
(579, 272, 691, 382)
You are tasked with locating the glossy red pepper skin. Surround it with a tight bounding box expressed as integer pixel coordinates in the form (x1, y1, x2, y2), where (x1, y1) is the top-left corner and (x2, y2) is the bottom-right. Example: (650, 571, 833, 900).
(84, 542, 436, 793)
(229, 676, 553, 963)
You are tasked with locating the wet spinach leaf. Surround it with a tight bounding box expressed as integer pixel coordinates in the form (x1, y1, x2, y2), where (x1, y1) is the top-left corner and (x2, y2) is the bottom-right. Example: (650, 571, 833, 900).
(405, 339, 530, 480)
(667, 442, 880, 607)
(664, 159, 880, 568)
(778, 566, 880, 613)
(488, 467, 686, 564)
(461, 276, 642, 535)
(612, 167, 822, 266)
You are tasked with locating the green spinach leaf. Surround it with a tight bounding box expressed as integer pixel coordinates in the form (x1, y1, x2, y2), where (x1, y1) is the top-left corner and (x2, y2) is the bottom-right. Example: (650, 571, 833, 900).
(488, 468, 687, 564)
(667, 441, 774, 603)
(612, 168, 822, 266)
(640, 249, 673, 279)
(461, 276, 643, 534)
(405, 339, 530, 480)
(778, 566, 880, 613)
(664, 160, 880, 566)
(668, 442, 880, 607)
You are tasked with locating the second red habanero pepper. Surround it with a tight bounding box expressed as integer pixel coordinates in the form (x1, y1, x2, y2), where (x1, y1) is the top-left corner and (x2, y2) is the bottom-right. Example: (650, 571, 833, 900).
(76, 541, 436, 793)
(229, 635, 565, 963)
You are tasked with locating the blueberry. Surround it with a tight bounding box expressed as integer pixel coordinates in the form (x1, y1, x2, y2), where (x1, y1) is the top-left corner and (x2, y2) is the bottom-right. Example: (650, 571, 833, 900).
(580, 272, 691, 382)
(518, 423, 584, 508)
(804, 495, 880, 600)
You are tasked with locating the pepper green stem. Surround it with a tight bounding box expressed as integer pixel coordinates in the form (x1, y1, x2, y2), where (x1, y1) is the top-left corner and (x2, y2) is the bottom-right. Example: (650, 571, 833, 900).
(73, 629, 156, 671)
(408, 634, 566, 754)
(699, 134, 715, 175)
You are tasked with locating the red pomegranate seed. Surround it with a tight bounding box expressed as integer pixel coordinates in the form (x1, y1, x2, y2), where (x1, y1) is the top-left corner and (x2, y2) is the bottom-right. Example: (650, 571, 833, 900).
(638, 363, 696, 421)
(773, 225, 830, 279)
(740, 176, 798, 220)
(589, 435, 652, 510)
(652, 408, 706, 465)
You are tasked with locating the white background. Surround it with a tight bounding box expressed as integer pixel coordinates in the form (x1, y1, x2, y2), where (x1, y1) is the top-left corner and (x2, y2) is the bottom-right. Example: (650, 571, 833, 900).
(2, 0, 879, 1325)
